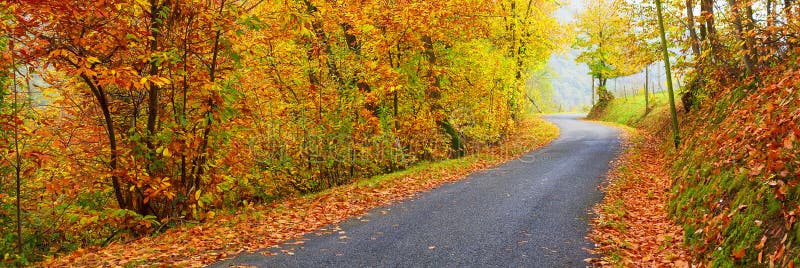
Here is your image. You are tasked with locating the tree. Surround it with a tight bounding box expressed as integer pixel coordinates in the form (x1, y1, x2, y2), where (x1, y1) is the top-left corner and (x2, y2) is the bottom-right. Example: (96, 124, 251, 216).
(575, 0, 639, 108)
(656, 0, 681, 148)
(497, 0, 562, 115)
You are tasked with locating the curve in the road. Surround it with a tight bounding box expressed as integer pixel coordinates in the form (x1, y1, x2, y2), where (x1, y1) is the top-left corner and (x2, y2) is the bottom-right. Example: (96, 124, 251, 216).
(210, 114, 621, 268)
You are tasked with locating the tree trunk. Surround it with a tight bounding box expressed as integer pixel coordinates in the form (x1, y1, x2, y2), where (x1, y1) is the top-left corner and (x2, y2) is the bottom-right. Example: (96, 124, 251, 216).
(81, 74, 129, 211)
(656, 0, 681, 148)
(591, 76, 595, 105)
(192, 0, 227, 204)
(727, 0, 755, 74)
(146, 0, 162, 152)
(645, 66, 650, 112)
(422, 35, 463, 158)
(746, 5, 758, 67)
(686, 0, 702, 56)
(10, 40, 23, 255)
(701, 0, 719, 59)
(685, 0, 704, 112)
(596, 76, 613, 104)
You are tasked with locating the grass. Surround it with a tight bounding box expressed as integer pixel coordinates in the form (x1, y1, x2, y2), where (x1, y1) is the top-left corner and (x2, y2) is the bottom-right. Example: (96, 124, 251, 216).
(592, 91, 671, 128)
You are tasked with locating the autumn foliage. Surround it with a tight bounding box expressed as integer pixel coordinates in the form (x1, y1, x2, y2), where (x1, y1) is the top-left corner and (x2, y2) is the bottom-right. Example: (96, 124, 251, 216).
(0, 0, 562, 264)
(670, 67, 800, 266)
(581, 0, 800, 265)
(663, 1, 800, 266)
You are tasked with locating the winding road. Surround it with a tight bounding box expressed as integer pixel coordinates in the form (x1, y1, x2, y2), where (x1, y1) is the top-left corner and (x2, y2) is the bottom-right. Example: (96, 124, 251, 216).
(210, 114, 621, 268)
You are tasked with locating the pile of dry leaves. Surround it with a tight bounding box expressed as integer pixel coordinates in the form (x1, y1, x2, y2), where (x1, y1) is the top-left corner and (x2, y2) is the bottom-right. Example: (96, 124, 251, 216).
(587, 128, 692, 267)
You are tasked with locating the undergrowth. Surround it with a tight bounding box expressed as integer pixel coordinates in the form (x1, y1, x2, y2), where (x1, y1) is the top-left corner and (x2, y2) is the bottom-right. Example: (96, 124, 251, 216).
(38, 115, 559, 267)
(591, 67, 800, 266)
(668, 69, 800, 267)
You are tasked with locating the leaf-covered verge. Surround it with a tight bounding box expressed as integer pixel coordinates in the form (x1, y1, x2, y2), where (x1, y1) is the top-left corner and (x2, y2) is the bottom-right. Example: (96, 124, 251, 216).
(35, 115, 557, 267)
(578, 0, 800, 266)
(586, 108, 691, 266)
(588, 68, 800, 266)
(668, 69, 800, 267)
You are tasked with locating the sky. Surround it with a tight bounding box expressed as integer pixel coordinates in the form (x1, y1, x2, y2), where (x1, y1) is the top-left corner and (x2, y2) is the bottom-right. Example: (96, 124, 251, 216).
(554, 0, 585, 24)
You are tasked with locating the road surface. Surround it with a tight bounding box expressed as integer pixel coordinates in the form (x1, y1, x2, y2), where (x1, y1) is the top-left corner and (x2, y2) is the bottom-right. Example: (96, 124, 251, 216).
(210, 114, 621, 268)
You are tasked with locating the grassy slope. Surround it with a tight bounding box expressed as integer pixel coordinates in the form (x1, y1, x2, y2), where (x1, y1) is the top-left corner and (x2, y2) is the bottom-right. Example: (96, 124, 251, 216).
(39, 115, 559, 267)
(591, 92, 672, 131)
(592, 69, 800, 267)
(667, 70, 800, 267)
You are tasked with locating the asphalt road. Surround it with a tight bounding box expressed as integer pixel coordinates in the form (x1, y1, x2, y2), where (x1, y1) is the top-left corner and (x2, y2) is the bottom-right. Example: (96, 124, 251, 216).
(210, 114, 621, 268)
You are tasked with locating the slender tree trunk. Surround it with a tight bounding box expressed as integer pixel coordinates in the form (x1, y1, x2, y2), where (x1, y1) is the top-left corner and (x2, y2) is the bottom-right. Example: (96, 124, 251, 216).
(393, 91, 398, 129)
(10, 40, 23, 256)
(767, 0, 775, 27)
(686, 0, 702, 56)
(745, 5, 758, 66)
(623, 85, 627, 99)
(685, 0, 704, 112)
(591, 76, 595, 105)
(701, 0, 718, 59)
(728, 0, 755, 74)
(146, 0, 162, 151)
(656, 0, 681, 148)
(783, 0, 795, 52)
(422, 35, 463, 157)
(192, 0, 227, 201)
(645, 66, 650, 111)
(80, 74, 128, 211)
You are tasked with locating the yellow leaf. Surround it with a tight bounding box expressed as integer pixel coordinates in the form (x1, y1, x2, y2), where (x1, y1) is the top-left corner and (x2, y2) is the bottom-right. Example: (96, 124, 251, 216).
(162, 147, 171, 157)
(87, 56, 100, 64)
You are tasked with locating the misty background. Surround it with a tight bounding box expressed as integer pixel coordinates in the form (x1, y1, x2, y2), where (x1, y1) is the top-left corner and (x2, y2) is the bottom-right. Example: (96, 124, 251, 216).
(545, 0, 672, 111)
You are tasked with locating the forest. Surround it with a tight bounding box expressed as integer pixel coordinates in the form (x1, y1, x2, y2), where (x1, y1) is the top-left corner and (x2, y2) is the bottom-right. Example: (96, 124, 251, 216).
(0, 0, 564, 265)
(3, 0, 800, 266)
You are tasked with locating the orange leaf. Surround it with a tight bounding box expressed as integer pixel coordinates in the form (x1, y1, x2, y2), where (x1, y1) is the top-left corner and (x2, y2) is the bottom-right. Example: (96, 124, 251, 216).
(755, 236, 767, 250)
(732, 248, 745, 259)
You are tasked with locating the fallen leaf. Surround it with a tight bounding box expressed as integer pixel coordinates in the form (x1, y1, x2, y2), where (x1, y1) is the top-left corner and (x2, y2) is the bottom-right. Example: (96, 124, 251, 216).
(732, 248, 745, 259)
(755, 236, 767, 250)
